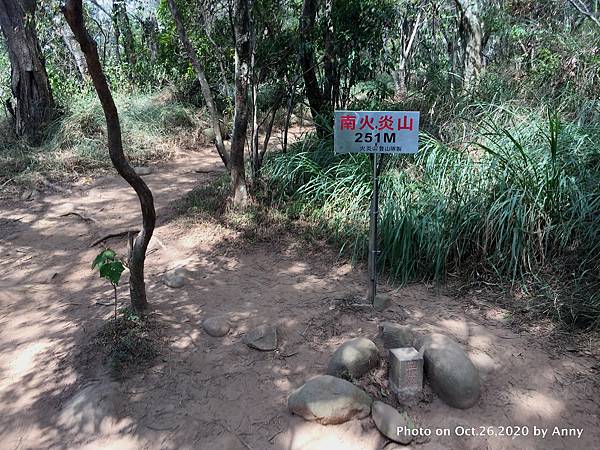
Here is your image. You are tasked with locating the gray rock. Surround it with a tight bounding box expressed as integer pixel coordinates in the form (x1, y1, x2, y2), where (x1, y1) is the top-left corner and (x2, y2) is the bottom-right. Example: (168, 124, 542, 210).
(371, 401, 414, 445)
(287, 375, 372, 425)
(327, 337, 379, 380)
(202, 316, 231, 337)
(379, 322, 416, 349)
(164, 268, 185, 289)
(243, 324, 277, 351)
(134, 166, 153, 176)
(373, 294, 393, 312)
(202, 127, 216, 142)
(419, 334, 480, 409)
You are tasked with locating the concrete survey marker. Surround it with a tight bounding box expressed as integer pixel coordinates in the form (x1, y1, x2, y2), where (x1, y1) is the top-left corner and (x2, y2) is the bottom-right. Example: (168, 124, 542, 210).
(389, 347, 423, 403)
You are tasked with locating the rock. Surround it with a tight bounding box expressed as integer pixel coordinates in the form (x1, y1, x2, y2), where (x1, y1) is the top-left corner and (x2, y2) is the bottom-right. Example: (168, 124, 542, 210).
(134, 166, 153, 176)
(202, 127, 216, 142)
(326, 337, 379, 380)
(287, 375, 372, 425)
(243, 324, 277, 351)
(164, 268, 186, 289)
(371, 401, 414, 445)
(419, 334, 480, 409)
(379, 322, 416, 349)
(202, 316, 231, 337)
(373, 294, 393, 311)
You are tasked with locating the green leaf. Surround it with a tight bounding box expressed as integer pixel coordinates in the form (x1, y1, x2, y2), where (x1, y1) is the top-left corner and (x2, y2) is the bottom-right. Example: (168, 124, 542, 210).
(99, 260, 125, 286)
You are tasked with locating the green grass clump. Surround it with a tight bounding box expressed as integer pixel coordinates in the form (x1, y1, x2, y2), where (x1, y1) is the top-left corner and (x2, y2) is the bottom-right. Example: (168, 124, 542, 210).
(0, 90, 198, 192)
(263, 105, 600, 327)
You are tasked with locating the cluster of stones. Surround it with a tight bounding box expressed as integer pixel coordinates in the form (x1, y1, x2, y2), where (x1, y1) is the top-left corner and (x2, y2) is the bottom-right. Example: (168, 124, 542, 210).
(163, 267, 279, 351)
(287, 323, 481, 445)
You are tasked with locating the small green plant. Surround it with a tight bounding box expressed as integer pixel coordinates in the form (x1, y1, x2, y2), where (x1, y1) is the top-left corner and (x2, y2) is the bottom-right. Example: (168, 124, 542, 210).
(92, 248, 126, 320)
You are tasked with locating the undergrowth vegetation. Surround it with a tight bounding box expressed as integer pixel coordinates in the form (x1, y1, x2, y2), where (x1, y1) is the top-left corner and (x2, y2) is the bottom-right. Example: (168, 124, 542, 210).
(264, 105, 600, 327)
(0, 90, 197, 193)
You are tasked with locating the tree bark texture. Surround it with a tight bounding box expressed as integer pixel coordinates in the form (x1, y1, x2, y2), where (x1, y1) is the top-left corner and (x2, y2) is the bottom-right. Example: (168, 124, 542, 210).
(455, 0, 483, 91)
(299, 0, 327, 138)
(167, 0, 229, 168)
(63, 0, 156, 313)
(230, 0, 251, 206)
(0, 0, 53, 140)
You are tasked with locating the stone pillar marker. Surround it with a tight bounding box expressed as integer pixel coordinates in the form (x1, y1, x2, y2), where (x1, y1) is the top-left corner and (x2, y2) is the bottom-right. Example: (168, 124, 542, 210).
(389, 347, 423, 403)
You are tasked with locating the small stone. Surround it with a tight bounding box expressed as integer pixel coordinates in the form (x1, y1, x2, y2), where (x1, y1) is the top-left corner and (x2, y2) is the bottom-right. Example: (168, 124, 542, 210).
(164, 268, 185, 289)
(243, 324, 277, 351)
(379, 322, 417, 349)
(419, 334, 480, 409)
(371, 401, 414, 445)
(202, 316, 231, 337)
(327, 337, 379, 380)
(202, 127, 216, 142)
(134, 166, 153, 176)
(287, 375, 372, 425)
(373, 293, 393, 311)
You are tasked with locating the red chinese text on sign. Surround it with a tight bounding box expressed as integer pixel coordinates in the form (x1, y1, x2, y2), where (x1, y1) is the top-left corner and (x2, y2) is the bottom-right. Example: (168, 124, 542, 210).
(359, 115, 375, 130)
(340, 115, 356, 130)
(378, 115, 394, 131)
(398, 116, 414, 131)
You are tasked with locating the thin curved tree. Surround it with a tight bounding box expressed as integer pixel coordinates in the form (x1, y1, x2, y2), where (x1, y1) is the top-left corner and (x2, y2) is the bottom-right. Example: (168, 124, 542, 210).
(62, 0, 156, 312)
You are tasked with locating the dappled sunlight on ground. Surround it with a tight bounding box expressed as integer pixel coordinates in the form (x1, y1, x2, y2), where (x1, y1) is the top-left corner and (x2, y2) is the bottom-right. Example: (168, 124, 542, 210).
(0, 146, 599, 449)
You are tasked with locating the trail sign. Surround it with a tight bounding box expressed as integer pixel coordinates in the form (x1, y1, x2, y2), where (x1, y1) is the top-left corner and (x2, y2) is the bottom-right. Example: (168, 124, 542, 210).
(333, 110, 420, 304)
(334, 111, 420, 154)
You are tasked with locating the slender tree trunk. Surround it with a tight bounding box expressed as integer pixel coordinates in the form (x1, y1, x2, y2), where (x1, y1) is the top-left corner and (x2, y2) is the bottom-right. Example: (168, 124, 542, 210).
(167, 0, 230, 168)
(282, 81, 295, 153)
(455, 0, 483, 91)
(113, 0, 135, 78)
(230, 0, 251, 206)
(142, 16, 159, 64)
(299, 0, 326, 138)
(63, 0, 156, 313)
(59, 21, 88, 80)
(0, 0, 53, 141)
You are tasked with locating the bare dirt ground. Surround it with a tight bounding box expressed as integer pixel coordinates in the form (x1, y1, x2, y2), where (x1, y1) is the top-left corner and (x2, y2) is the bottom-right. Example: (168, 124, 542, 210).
(1, 142, 599, 450)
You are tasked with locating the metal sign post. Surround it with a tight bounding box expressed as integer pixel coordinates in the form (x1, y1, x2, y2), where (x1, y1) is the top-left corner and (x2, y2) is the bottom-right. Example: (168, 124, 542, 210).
(367, 153, 381, 303)
(334, 110, 420, 305)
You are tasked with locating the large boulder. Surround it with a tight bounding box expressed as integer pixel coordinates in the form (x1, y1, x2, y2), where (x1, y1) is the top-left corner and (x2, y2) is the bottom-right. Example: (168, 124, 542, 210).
(326, 338, 379, 380)
(419, 334, 480, 409)
(378, 322, 417, 349)
(243, 324, 278, 351)
(287, 375, 372, 425)
(371, 401, 414, 445)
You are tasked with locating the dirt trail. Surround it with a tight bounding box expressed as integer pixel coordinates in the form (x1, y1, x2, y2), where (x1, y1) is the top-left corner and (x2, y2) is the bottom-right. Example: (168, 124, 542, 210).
(0, 145, 599, 450)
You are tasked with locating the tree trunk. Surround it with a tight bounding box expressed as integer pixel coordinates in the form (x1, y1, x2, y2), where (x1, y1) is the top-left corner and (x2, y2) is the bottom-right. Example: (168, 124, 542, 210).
(113, 0, 135, 76)
(455, 0, 483, 91)
(0, 0, 53, 141)
(299, 0, 326, 138)
(63, 0, 156, 313)
(59, 21, 88, 80)
(167, 0, 230, 168)
(142, 16, 159, 64)
(230, 0, 251, 207)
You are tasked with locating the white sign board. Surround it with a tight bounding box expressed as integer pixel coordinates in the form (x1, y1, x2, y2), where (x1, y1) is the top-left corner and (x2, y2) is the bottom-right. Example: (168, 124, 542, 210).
(334, 110, 420, 154)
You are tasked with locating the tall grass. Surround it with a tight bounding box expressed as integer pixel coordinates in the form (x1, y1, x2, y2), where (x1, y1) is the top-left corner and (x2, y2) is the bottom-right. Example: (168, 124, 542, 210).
(263, 106, 600, 326)
(0, 90, 197, 191)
